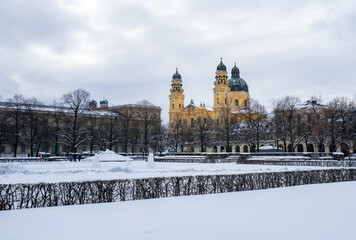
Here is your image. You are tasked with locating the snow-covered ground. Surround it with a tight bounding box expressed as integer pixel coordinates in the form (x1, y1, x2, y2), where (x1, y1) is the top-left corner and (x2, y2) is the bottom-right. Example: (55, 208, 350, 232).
(1, 181, 355, 240)
(0, 161, 328, 184)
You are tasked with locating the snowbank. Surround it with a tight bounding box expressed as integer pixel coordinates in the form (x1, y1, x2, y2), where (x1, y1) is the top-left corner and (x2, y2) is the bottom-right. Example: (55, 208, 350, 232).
(1, 182, 355, 240)
(86, 149, 133, 162)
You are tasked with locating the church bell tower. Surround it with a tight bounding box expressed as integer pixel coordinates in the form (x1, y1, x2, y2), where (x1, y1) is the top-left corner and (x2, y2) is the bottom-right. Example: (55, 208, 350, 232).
(213, 58, 230, 111)
(169, 68, 185, 126)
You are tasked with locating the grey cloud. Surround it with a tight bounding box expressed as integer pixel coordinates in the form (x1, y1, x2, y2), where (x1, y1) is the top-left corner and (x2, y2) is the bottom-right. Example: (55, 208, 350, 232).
(0, 0, 355, 123)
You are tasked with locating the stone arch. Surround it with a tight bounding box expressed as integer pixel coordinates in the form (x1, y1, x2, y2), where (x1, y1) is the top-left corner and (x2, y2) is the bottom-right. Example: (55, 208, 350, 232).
(235, 145, 240, 153)
(288, 144, 293, 152)
(220, 146, 225, 152)
(213, 146, 217, 153)
(243, 145, 249, 153)
(297, 144, 304, 153)
(341, 142, 349, 157)
(329, 144, 336, 153)
(307, 144, 314, 152)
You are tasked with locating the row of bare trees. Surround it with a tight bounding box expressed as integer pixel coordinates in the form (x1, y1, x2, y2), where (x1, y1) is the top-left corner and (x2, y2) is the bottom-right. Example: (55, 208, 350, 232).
(0, 89, 164, 156)
(167, 96, 356, 154)
(272, 96, 356, 154)
(1, 91, 355, 156)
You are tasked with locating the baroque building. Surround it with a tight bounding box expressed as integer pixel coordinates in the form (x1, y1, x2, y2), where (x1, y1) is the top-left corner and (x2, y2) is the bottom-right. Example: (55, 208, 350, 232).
(169, 58, 250, 130)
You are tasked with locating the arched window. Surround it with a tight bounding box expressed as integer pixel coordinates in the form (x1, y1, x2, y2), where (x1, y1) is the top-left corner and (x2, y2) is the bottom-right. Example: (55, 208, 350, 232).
(244, 100, 247, 107)
(235, 99, 239, 106)
(179, 104, 181, 109)
(217, 98, 220, 104)
(341, 142, 349, 157)
(225, 98, 227, 104)
(297, 144, 304, 152)
(243, 145, 248, 153)
(235, 145, 240, 152)
(288, 144, 293, 152)
(172, 104, 174, 109)
(191, 118, 195, 127)
(307, 144, 314, 152)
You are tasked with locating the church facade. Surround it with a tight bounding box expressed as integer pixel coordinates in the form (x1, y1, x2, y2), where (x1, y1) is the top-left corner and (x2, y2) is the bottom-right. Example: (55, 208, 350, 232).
(169, 59, 250, 128)
(168, 59, 251, 152)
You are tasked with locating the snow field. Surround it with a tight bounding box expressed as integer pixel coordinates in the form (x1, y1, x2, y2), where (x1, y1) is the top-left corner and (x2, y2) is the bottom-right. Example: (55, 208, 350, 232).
(0, 160, 328, 184)
(0, 181, 355, 240)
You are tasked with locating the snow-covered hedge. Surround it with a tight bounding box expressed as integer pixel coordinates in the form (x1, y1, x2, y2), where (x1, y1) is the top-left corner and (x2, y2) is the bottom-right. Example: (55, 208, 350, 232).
(1, 169, 355, 210)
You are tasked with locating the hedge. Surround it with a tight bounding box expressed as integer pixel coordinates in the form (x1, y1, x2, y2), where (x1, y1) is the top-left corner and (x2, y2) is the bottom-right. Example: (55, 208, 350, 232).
(1, 169, 355, 210)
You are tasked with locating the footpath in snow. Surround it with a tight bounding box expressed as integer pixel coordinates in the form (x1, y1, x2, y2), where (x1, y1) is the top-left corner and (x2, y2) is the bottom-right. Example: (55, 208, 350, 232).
(1, 181, 355, 240)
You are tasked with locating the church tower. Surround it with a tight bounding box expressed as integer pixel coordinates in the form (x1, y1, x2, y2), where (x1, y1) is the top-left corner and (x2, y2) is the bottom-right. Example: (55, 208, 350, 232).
(213, 58, 230, 111)
(169, 68, 185, 126)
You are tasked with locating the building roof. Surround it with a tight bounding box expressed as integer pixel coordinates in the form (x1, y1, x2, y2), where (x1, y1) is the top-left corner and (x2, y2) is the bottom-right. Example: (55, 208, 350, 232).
(216, 58, 227, 71)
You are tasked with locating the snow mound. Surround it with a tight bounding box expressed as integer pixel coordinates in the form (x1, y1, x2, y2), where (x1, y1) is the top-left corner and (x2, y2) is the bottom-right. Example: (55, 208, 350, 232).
(86, 150, 133, 162)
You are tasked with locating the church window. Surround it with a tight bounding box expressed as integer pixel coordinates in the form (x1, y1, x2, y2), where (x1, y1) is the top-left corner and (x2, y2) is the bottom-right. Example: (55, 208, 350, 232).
(191, 118, 195, 127)
(235, 99, 239, 106)
(244, 100, 247, 107)
(217, 98, 219, 104)
(216, 92, 219, 96)
(225, 92, 227, 96)
(225, 98, 227, 104)
(172, 99, 174, 103)
(179, 104, 181, 109)
(172, 104, 174, 109)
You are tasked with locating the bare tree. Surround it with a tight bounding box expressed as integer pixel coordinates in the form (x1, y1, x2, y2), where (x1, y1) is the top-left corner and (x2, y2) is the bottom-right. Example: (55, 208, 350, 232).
(50, 101, 64, 155)
(167, 117, 186, 153)
(239, 99, 268, 152)
(194, 116, 213, 152)
(97, 111, 120, 151)
(136, 102, 159, 155)
(272, 96, 305, 152)
(214, 105, 239, 152)
(150, 123, 168, 154)
(85, 109, 98, 153)
(61, 89, 90, 153)
(117, 107, 132, 153)
(0, 96, 9, 155)
(21, 98, 49, 156)
(324, 97, 354, 153)
(7, 94, 25, 157)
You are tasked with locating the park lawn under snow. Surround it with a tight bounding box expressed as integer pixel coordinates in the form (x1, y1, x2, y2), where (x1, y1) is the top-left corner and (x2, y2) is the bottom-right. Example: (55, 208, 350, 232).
(0, 160, 328, 184)
(1, 181, 355, 240)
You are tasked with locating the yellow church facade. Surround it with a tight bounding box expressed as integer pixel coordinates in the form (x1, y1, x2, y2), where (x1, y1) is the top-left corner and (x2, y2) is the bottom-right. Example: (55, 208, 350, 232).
(169, 59, 250, 126)
(169, 59, 251, 152)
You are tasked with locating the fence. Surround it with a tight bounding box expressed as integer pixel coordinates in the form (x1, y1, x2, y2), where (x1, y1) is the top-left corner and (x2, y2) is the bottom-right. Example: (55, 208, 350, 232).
(1, 169, 355, 210)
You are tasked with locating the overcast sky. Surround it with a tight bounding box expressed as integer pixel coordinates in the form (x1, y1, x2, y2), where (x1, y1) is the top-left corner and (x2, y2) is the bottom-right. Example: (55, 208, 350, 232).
(1, 0, 356, 122)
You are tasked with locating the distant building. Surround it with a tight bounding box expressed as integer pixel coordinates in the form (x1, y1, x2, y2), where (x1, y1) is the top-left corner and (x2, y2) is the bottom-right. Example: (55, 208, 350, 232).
(0, 100, 161, 156)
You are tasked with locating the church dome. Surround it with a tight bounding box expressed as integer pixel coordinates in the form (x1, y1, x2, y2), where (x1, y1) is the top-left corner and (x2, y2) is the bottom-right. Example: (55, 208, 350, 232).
(228, 63, 248, 92)
(216, 58, 226, 71)
(172, 68, 181, 79)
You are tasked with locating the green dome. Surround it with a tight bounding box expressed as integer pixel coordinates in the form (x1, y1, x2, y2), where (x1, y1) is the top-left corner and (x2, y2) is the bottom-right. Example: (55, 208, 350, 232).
(229, 78, 248, 92)
(228, 63, 248, 92)
(100, 99, 108, 105)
